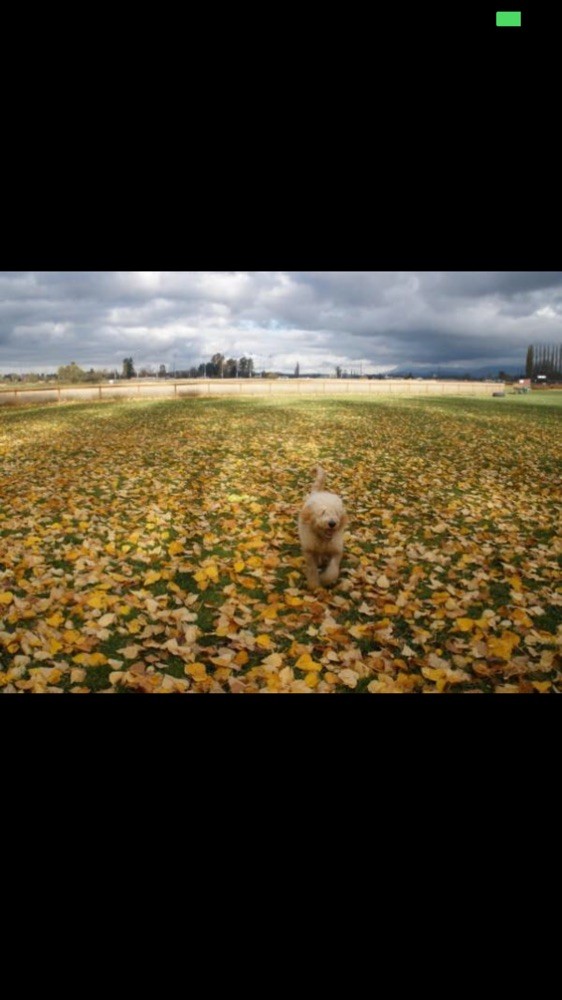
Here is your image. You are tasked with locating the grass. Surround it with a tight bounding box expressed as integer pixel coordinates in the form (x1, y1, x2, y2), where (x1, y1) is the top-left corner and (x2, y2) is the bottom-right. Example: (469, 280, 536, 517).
(1, 394, 561, 693)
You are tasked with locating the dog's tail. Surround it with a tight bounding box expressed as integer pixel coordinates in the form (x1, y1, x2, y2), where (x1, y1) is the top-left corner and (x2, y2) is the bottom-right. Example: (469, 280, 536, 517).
(310, 465, 327, 493)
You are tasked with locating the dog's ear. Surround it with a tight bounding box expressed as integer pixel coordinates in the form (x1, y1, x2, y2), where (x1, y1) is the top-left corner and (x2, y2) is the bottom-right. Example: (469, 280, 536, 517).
(301, 505, 313, 525)
(340, 511, 349, 529)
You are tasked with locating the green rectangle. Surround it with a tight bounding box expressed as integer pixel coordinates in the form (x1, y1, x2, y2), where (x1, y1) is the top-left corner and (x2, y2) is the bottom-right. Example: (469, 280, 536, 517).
(496, 11, 521, 27)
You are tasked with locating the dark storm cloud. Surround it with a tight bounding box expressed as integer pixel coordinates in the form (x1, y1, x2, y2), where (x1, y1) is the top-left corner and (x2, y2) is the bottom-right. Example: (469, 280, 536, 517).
(427, 272, 562, 298)
(0, 271, 561, 374)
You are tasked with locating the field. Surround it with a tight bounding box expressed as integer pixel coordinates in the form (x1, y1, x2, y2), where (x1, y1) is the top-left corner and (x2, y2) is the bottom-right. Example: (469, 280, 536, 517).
(1, 393, 561, 693)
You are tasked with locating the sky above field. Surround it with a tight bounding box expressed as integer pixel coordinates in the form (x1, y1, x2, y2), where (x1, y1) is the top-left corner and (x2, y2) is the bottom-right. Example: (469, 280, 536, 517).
(1, 271, 561, 375)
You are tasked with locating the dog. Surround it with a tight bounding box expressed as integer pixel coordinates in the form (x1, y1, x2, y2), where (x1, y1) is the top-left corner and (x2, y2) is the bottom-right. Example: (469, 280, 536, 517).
(298, 466, 348, 590)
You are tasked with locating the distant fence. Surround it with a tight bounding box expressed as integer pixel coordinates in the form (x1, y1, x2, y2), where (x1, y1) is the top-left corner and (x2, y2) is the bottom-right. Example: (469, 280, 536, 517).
(0, 378, 505, 406)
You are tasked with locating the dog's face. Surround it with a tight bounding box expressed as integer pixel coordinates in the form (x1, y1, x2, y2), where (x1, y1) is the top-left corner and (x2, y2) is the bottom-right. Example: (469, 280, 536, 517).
(301, 496, 347, 539)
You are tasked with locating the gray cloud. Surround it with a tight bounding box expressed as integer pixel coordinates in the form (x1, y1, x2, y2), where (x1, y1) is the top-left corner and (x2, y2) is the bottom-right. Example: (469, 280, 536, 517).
(0, 271, 561, 375)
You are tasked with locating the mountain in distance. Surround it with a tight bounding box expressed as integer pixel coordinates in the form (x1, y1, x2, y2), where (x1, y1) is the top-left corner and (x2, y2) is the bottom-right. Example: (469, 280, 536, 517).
(385, 363, 523, 380)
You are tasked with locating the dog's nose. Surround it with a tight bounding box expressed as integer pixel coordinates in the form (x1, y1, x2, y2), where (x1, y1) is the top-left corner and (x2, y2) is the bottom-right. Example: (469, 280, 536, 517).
(328, 519, 337, 528)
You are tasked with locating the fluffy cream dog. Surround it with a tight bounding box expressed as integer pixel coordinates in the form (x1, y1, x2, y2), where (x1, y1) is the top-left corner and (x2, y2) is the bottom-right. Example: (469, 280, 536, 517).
(298, 466, 348, 590)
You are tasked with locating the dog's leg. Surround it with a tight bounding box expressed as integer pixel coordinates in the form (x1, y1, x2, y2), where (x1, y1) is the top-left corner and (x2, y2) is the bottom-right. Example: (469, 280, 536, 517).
(304, 552, 321, 590)
(319, 554, 341, 587)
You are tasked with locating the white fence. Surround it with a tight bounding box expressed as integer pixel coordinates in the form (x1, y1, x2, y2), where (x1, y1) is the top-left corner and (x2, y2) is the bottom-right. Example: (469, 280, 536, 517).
(0, 378, 505, 406)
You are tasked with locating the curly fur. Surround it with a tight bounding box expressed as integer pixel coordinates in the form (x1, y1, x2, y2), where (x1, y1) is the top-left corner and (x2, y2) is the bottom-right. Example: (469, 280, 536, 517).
(298, 466, 348, 590)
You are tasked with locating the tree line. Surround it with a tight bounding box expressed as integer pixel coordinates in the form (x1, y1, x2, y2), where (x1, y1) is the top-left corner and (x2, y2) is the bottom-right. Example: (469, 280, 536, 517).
(184, 354, 256, 378)
(526, 344, 562, 380)
(1, 355, 263, 384)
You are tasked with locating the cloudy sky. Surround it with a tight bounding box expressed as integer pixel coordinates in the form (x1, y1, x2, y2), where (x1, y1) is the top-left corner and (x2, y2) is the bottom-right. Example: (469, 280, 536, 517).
(1, 271, 561, 376)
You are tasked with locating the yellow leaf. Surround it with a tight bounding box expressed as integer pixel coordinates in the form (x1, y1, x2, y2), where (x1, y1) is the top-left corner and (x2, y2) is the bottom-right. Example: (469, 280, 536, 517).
(511, 608, 533, 628)
(49, 639, 63, 655)
(422, 666, 445, 683)
(234, 650, 249, 667)
(473, 617, 492, 630)
(144, 570, 162, 585)
(46, 611, 64, 628)
(0, 592, 14, 605)
(304, 671, 319, 688)
(87, 592, 106, 609)
(260, 605, 279, 620)
(73, 651, 107, 667)
(233, 560, 245, 573)
(186, 662, 208, 681)
(285, 595, 303, 607)
(262, 653, 283, 669)
(532, 681, 551, 694)
(432, 591, 450, 605)
(295, 652, 322, 672)
(249, 502, 262, 513)
(256, 634, 273, 649)
(383, 604, 400, 615)
(396, 672, 419, 691)
(487, 632, 520, 660)
(87, 653, 108, 667)
(374, 618, 391, 631)
(456, 617, 476, 632)
(349, 624, 367, 639)
(71, 668, 86, 684)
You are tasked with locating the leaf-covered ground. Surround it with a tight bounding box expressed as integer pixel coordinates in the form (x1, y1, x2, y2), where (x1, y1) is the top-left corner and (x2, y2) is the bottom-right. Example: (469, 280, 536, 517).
(1, 393, 561, 693)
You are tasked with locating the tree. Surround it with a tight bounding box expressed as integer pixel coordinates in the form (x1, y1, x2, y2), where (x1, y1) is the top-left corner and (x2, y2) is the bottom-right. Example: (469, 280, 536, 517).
(211, 353, 225, 378)
(295, 362, 300, 377)
(122, 357, 136, 379)
(224, 358, 237, 378)
(57, 362, 86, 384)
(238, 356, 254, 378)
(158, 364, 167, 378)
(335, 365, 342, 379)
(525, 345, 534, 378)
